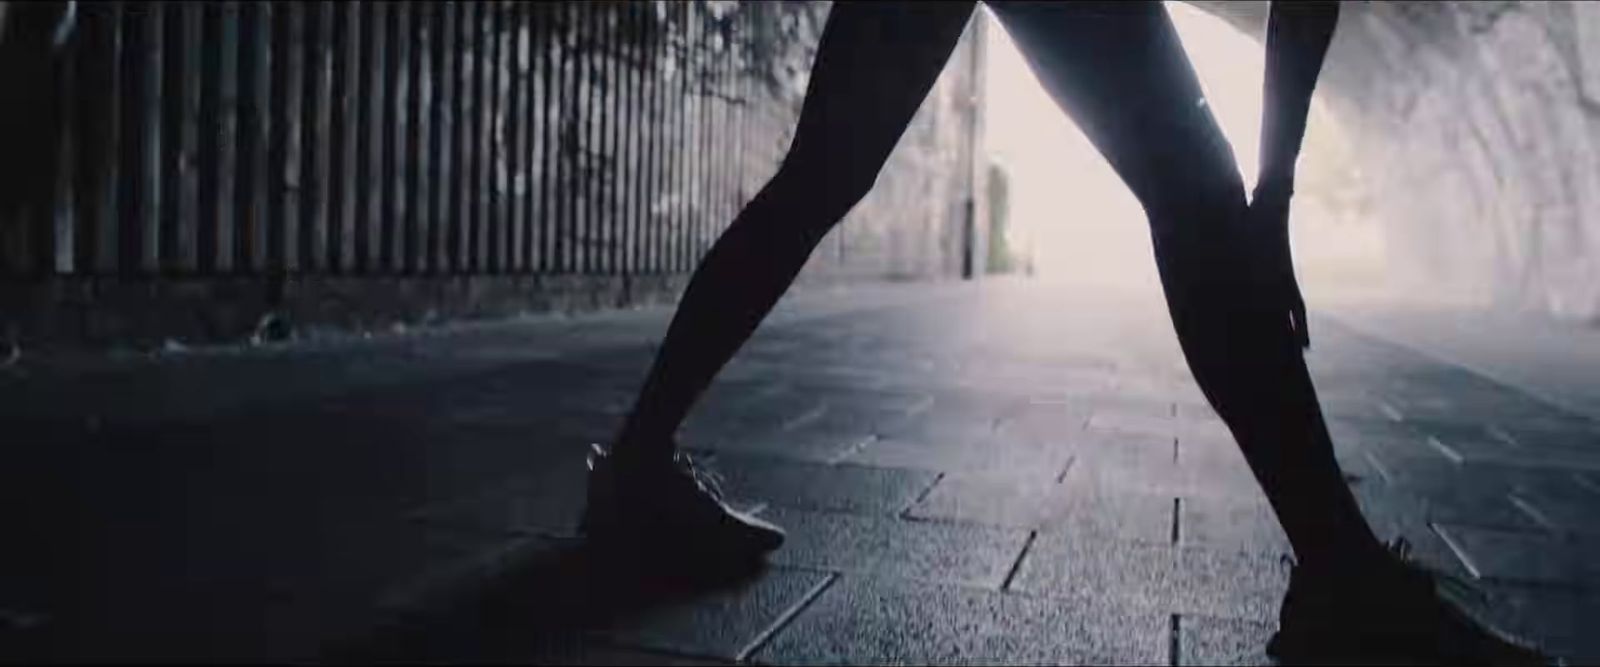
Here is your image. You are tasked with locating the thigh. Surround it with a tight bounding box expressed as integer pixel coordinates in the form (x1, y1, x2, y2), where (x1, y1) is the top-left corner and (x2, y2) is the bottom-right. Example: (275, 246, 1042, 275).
(782, 1, 977, 190)
(984, 1, 1245, 220)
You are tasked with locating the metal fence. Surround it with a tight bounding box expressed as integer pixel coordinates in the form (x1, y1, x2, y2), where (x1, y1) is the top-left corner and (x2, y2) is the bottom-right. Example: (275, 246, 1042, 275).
(5, 0, 803, 279)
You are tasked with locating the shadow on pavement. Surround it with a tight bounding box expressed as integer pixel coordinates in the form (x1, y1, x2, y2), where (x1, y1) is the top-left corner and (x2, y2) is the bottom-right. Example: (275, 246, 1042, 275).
(325, 540, 764, 664)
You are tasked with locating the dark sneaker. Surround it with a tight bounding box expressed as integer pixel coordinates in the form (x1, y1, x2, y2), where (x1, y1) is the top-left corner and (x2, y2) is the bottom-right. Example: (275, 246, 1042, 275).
(1267, 539, 1558, 666)
(579, 443, 784, 569)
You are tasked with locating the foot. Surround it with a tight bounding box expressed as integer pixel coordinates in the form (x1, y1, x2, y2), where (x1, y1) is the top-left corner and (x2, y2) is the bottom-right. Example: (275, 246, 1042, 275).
(579, 443, 785, 568)
(1267, 540, 1558, 665)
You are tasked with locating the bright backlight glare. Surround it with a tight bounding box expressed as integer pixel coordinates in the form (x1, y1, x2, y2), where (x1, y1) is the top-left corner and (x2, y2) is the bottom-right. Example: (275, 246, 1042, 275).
(982, 2, 1272, 286)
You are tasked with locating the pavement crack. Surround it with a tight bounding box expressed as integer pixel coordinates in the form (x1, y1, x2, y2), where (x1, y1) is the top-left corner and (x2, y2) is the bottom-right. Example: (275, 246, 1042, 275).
(1000, 530, 1038, 592)
(825, 434, 878, 465)
(1053, 456, 1076, 484)
(1430, 522, 1484, 580)
(1425, 435, 1466, 465)
(736, 571, 838, 663)
(1508, 494, 1556, 531)
(1168, 614, 1181, 666)
(899, 472, 946, 516)
(1363, 450, 1393, 485)
(1378, 401, 1405, 422)
(1170, 498, 1182, 545)
(781, 403, 828, 431)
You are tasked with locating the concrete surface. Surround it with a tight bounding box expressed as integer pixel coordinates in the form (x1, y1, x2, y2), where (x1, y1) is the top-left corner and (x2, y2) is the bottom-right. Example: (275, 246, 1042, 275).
(2, 276, 1598, 663)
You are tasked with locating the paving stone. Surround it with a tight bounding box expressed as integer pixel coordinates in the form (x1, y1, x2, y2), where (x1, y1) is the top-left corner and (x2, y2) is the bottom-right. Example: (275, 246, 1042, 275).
(708, 454, 939, 516)
(994, 403, 1094, 444)
(905, 477, 1076, 529)
(1508, 476, 1600, 535)
(1178, 496, 1291, 556)
(1360, 456, 1549, 532)
(1325, 415, 1420, 447)
(1491, 419, 1600, 451)
(754, 576, 1169, 666)
(1070, 429, 1177, 469)
(1010, 535, 1288, 622)
(595, 567, 830, 661)
(1346, 485, 1474, 579)
(1476, 584, 1600, 664)
(761, 507, 1029, 589)
(1432, 523, 1600, 587)
(530, 644, 736, 665)
(408, 461, 590, 539)
(714, 421, 880, 465)
(841, 436, 1073, 484)
(907, 476, 1171, 543)
(1176, 615, 1276, 666)
(17, 279, 1600, 662)
(1086, 411, 1181, 441)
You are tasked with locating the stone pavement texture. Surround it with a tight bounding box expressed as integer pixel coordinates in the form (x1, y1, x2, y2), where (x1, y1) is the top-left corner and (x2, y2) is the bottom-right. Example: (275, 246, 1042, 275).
(3, 278, 1599, 663)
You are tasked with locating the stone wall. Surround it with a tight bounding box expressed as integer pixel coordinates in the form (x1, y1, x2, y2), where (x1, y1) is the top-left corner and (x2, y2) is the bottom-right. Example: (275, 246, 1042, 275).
(1200, 1, 1600, 322)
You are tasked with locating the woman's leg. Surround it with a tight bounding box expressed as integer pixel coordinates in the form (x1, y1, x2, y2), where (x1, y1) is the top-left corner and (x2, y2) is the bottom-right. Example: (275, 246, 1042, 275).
(611, 2, 977, 466)
(582, 3, 977, 563)
(984, 0, 1386, 570)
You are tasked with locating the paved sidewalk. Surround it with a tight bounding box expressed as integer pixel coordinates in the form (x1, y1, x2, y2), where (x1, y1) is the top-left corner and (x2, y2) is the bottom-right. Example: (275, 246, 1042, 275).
(3, 278, 1597, 663)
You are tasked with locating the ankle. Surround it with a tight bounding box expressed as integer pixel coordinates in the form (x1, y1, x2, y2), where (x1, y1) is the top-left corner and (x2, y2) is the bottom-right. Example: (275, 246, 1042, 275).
(1294, 540, 1397, 579)
(608, 436, 677, 473)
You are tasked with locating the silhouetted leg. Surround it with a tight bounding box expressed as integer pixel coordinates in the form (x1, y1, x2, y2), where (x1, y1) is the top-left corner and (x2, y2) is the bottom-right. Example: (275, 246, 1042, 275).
(987, 1, 1386, 570)
(611, 2, 977, 465)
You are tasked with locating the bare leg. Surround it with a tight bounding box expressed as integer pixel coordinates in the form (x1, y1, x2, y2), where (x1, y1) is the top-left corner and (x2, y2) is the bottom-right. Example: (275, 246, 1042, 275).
(986, 0, 1386, 569)
(612, 2, 977, 465)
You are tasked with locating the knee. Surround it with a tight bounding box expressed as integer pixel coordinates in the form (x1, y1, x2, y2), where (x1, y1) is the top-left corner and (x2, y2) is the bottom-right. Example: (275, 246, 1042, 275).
(771, 145, 882, 223)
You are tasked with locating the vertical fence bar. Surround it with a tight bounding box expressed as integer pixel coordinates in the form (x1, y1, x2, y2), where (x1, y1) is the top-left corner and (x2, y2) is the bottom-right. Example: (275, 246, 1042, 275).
(722, 11, 737, 238)
(453, 0, 473, 273)
(493, 1, 509, 273)
(432, 1, 455, 274)
(387, 2, 410, 273)
(158, 3, 191, 272)
(611, 3, 630, 277)
(688, 2, 705, 266)
(42, 3, 75, 274)
(534, 3, 555, 273)
(198, 2, 239, 273)
(622, 3, 642, 276)
(614, 3, 631, 277)
(594, 3, 611, 276)
(572, 0, 588, 275)
(526, 1, 542, 274)
(657, 2, 673, 275)
(556, 2, 575, 273)
(573, 3, 592, 275)
(236, 1, 270, 273)
(77, 1, 123, 274)
(268, 2, 304, 273)
(711, 14, 727, 244)
(720, 14, 737, 240)
(599, 2, 616, 277)
(359, 1, 386, 273)
(615, 3, 633, 276)
(507, 1, 524, 273)
(330, 0, 360, 273)
(302, 1, 332, 272)
(674, 2, 690, 273)
(648, 2, 666, 275)
(475, 1, 493, 273)
(411, 4, 433, 274)
(644, 3, 662, 276)
(596, 4, 613, 277)
(133, 2, 164, 273)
